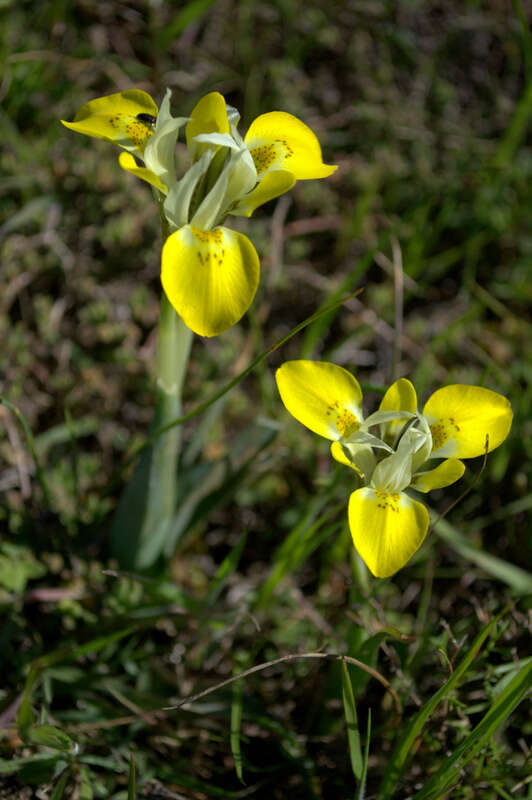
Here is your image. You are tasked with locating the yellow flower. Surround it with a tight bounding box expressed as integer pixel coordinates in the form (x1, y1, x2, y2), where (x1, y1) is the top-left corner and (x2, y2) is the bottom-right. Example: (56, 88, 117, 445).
(63, 89, 337, 337)
(276, 361, 513, 578)
(184, 92, 337, 217)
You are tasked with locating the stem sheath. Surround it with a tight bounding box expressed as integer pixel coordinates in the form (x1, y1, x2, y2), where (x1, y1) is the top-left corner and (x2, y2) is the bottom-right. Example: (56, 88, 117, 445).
(110, 281, 193, 569)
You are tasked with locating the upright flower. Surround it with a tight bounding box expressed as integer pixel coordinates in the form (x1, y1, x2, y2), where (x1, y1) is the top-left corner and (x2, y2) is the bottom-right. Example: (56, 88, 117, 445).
(276, 361, 513, 578)
(62, 89, 337, 337)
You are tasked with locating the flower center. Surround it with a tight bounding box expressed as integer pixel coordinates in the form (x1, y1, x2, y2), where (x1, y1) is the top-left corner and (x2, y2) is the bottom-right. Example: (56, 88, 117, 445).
(373, 490, 400, 512)
(429, 417, 461, 451)
(325, 402, 359, 438)
(250, 139, 294, 175)
(107, 113, 154, 151)
(190, 227, 225, 267)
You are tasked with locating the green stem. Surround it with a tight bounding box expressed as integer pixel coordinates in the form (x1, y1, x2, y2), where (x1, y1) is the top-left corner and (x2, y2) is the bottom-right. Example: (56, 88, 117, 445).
(110, 268, 193, 569)
(150, 292, 193, 538)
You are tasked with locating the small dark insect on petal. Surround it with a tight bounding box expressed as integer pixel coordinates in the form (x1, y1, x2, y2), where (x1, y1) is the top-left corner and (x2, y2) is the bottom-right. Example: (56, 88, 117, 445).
(136, 113, 157, 126)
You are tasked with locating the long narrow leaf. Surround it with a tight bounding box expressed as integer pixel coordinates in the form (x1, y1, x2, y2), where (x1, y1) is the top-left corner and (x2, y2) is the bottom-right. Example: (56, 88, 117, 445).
(379, 607, 508, 798)
(341, 660, 363, 780)
(411, 661, 532, 800)
(433, 516, 532, 594)
(50, 769, 70, 800)
(207, 530, 248, 606)
(231, 675, 244, 783)
(355, 710, 372, 800)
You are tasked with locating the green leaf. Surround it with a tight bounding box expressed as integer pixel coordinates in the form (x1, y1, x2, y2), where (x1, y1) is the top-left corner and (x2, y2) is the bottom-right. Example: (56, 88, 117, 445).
(110, 300, 192, 570)
(50, 769, 70, 800)
(156, 0, 218, 47)
(79, 766, 94, 799)
(341, 660, 363, 780)
(0, 543, 46, 593)
(0, 753, 61, 776)
(27, 724, 75, 752)
(411, 661, 532, 800)
(17, 666, 39, 736)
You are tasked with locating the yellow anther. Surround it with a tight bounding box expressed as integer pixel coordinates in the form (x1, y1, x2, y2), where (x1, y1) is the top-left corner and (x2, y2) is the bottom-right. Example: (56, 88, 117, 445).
(125, 118, 154, 149)
(250, 139, 294, 175)
(333, 407, 359, 438)
(373, 490, 400, 512)
(190, 228, 223, 243)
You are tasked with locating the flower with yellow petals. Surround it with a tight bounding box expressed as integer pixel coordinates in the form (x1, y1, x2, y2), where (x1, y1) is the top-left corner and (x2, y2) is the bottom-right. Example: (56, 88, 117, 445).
(61, 90, 159, 156)
(63, 89, 337, 337)
(276, 361, 513, 578)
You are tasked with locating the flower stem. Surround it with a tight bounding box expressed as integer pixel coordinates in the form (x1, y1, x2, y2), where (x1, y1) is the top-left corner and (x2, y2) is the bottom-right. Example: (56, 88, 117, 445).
(110, 279, 193, 570)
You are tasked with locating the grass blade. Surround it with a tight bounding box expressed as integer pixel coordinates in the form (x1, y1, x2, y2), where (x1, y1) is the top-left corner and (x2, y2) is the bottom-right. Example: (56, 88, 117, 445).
(207, 530, 248, 606)
(355, 710, 372, 800)
(50, 769, 70, 800)
(231, 672, 245, 783)
(255, 495, 344, 609)
(156, 0, 217, 47)
(433, 516, 532, 594)
(412, 661, 532, 800)
(379, 607, 509, 798)
(341, 659, 363, 780)
(0, 395, 51, 506)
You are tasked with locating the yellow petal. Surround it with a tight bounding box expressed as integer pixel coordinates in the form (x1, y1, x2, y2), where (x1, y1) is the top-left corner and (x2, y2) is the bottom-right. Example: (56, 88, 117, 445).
(161, 225, 259, 337)
(410, 458, 465, 493)
(118, 152, 168, 194)
(231, 170, 296, 217)
(423, 385, 513, 458)
(348, 488, 429, 578)
(186, 92, 230, 158)
(244, 111, 337, 179)
(275, 361, 363, 441)
(61, 90, 158, 154)
(379, 378, 418, 444)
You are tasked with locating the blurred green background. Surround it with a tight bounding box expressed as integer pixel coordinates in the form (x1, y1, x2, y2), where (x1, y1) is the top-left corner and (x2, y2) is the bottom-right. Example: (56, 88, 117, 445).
(1, 1, 531, 797)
